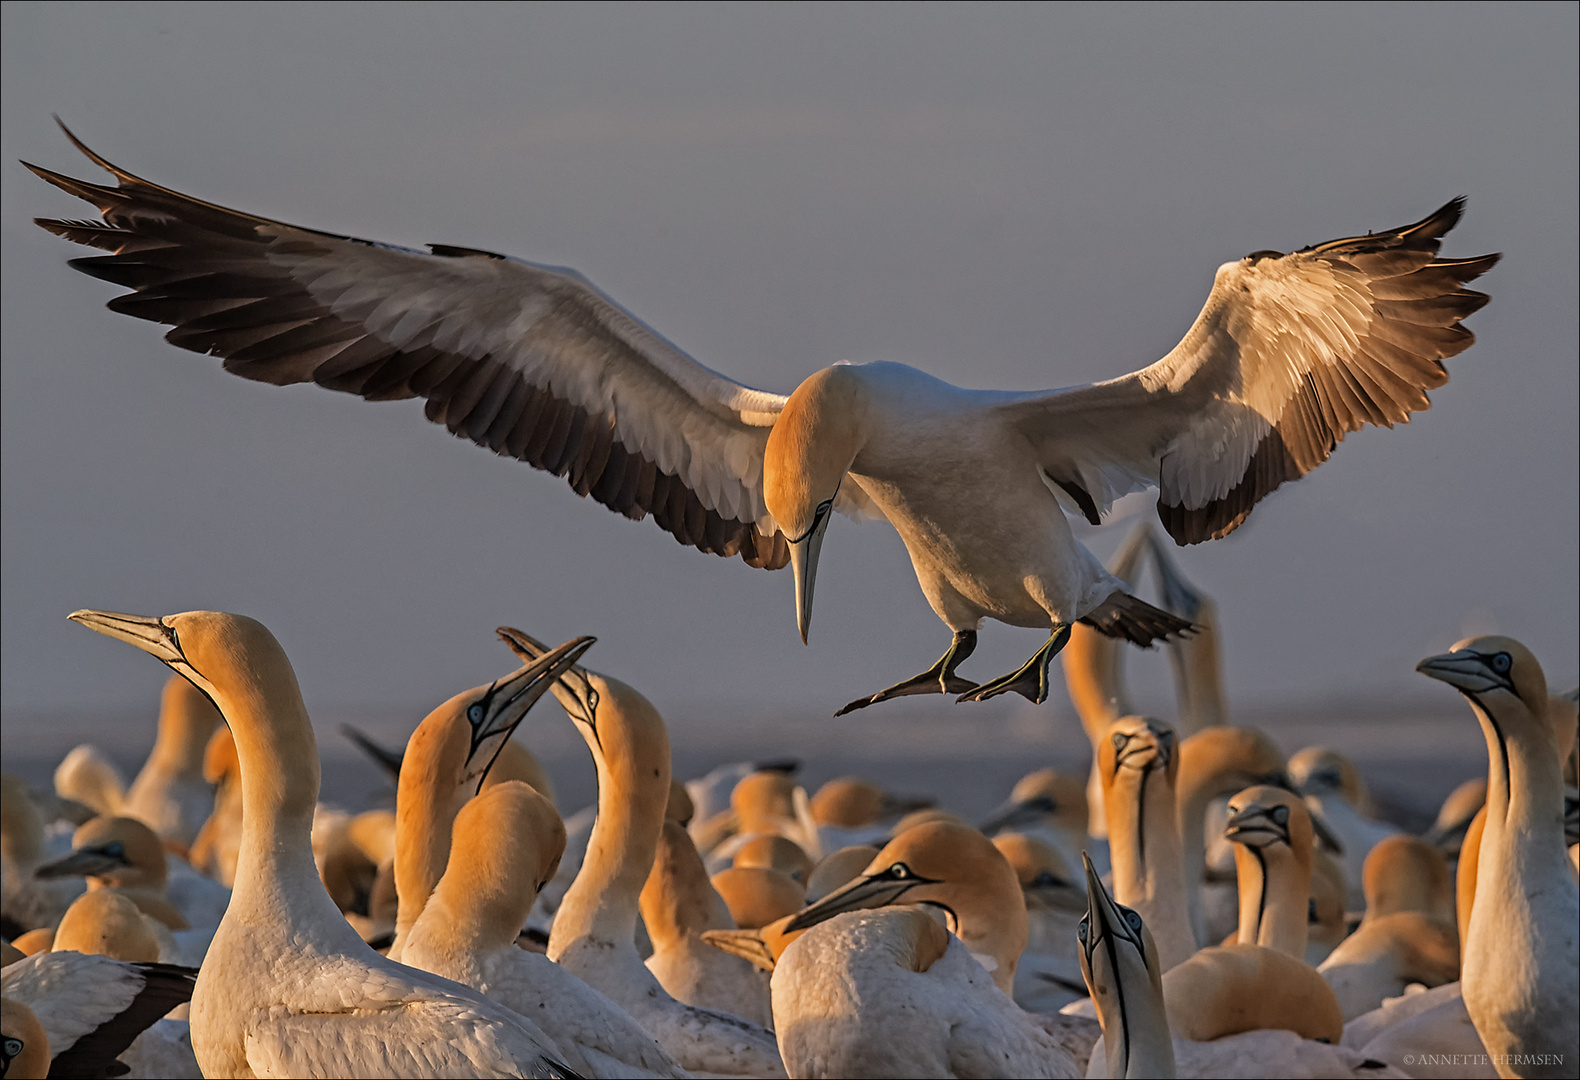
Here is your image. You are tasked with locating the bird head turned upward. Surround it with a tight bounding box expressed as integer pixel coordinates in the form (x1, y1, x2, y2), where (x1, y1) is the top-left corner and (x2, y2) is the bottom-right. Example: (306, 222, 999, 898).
(763, 365, 871, 644)
(782, 819, 1026, 993)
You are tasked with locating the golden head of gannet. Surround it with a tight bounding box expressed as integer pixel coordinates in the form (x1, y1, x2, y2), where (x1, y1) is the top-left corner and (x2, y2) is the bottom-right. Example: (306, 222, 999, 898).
(993, 832, 1084, 913)
(733, 834, 813, 886)
(1223, 785, 1317, 958)
(1, 998, 49, 1080)
(52, 889, 162, 963)
(1362, 835, 1454, 924)
(1077, 852, 1176, 1080)
(1416, 635, 1548, 720)
(979, 766, 1089, 837)
(710, 866, 805, 930)
(35, 815, 167, 893)
(1288, 746, 1373, 815)
(809, 776, 932, 829)
(762, 365, 870, 645)
(783, 820, 1026, 994)
(731, 770, 799, 835)
(1100, 717, 1178, 793)
(416, 780, 565, 953)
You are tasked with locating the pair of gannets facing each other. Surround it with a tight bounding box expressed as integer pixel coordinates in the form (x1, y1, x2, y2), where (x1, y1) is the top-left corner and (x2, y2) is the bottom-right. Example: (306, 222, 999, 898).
(498, 630, 788, 1079)
(3, 949, 198, 1080)
(1077, 856, 1404, 1080)
(33, 130, 1498, 712)
(1316, 836, 1459, 1021)
(1416, 637, 1579, 1079)
(69, 607, 607, 1079)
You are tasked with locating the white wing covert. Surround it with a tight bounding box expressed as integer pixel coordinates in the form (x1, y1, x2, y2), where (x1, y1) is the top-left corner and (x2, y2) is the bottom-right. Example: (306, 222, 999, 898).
(29, 125, 791, 569)
(1002, 200, 1497, 544)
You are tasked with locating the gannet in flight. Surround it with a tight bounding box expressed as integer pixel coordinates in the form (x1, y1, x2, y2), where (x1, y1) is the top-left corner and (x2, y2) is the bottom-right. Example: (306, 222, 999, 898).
(30, 124, 1496, 708)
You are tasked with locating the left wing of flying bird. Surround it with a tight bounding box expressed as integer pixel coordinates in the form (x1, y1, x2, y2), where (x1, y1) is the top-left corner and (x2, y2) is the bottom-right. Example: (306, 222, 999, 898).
(999, 200, 1497, 543)
(27, 123, 890, 570)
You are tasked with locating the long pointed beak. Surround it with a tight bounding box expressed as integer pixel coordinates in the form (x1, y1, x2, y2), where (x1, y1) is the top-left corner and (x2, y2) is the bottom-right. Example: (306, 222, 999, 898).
(1417, 651, 1501, 693)
(340, 724, 405, 782)
(1082, 851, 1123, 936)
(35, 848, 128, 880)
(783, 866, 927, 932)
(788, 517, 829, 645)
(68, 609, 182, 663)
(470, 636, 596, 767)
(496, 627, 599, 723)
(1223, 804, 1286, 845)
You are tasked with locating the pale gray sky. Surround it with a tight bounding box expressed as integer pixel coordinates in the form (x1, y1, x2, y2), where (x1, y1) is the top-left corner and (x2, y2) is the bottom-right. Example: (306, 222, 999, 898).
(3, 3, 1575, 740)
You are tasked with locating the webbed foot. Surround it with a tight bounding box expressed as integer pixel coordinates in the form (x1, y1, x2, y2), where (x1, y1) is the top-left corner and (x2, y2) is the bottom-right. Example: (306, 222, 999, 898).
(957, 625, 1072, 704)
(834, 630, 978, 716)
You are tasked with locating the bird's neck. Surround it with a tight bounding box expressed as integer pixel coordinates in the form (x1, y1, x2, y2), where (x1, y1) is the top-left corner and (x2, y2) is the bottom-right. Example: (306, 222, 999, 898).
(638, 822, 732, 954)
(1107, 766, 1194, 968)
(1232, 843, 1308, 958)
(1469, 695, 1569, 883)
(550, 715, 670, 954)
(391, 778, 465, 954)
(1098, 970, 1176, 1079)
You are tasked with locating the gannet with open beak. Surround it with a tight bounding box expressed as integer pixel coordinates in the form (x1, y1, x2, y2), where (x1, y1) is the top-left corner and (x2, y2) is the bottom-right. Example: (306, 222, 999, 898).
(1417, 637, 1579, 1078)
(68, 608, 593, 1079)
(122, 676, 222, 849)
(1100, 717, 1196, 972)
(499, 629, 787, 1079)
(387, 637, 595, 960)
(402, 781, 687, 1079)
(31, 128, 1495, 710)
(2, 949, 196, 1080)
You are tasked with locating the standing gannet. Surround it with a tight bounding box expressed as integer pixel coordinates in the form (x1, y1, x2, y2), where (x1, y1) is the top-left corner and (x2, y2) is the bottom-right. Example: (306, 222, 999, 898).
(68, 608, 595, 1079)
(402, 781, 687, 1079)
(31, 129, 1496, 709)
(1175, 727, 1289, 946)
(386, 638, 595, 960)
(1290, 748, 1397, 911)
(122, 676, 222, 848)
(781, 820, 1028, 996)
(498, 629, 787, 1079)
(772, 907, 1081, 1079)
(1100, 717, 1196, 971)
(641, 819, 776, 1030)
(1417, 637, 1579, 1078)
(1078, 856, 1403, 1079)
(1222, 786, 1316, 959)
(1318, 836, 1458, 1020)
(2, 950, 196, 1080)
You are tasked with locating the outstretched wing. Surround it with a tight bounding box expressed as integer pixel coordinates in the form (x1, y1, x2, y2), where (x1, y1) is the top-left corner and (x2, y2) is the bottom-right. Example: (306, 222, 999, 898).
(1001, 201, 1497, 544)
(28, 124, 794, 568)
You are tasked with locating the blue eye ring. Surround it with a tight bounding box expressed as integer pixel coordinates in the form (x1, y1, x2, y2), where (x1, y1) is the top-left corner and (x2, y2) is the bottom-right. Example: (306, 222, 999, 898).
(467, 703, 485, 725)
(1491, 652, 1512, 674)
(1271, 805, 1290, 826)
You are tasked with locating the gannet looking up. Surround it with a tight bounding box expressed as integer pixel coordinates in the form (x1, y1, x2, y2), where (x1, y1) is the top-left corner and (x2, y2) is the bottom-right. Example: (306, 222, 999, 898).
(499, 628, 788, 1078)
(1417, 636, 1580, 1078)
(122, 675, 222, 848)
(1076, 853, 1177, 1079)
(782, 820, 1027, 995)
(402, 781, 687, 1079)
(68, 608, 593, 1079)
(31, 128, 1495, 710)
(388, 637, 596, 959)
(1099, 717, 1196, 971)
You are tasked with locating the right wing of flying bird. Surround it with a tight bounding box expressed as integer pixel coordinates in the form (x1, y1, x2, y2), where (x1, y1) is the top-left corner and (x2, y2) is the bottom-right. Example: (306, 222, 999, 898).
(29, 124, 814, 568)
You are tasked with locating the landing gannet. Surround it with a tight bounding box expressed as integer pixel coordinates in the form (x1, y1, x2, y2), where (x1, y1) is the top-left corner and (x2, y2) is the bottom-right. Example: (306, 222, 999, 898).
(772, 907, 1082, 1079)
(122, 676, 222, 848)
(1417, 637, 1580, 1078)
(1100, 717, 1196, 971)
(402, 781, 687, 1079)
(388, 639, 595, 960)
(498, 629, 787, 1078)
(32, 129, 1495, 709)
(640, 819, 775, 1029)
(68, 608, 592, 1079)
